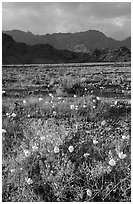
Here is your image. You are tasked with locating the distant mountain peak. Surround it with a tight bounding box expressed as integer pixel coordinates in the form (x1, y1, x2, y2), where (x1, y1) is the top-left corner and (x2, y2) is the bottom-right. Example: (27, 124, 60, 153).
(2, 33, 131, 64)
(2, 29, 131, 52)
(26, 31, 34, 35)
(87, 29, 105, 34)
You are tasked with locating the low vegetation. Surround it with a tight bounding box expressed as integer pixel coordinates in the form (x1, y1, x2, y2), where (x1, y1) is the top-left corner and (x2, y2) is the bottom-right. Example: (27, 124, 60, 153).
(2, 63, 131, 202)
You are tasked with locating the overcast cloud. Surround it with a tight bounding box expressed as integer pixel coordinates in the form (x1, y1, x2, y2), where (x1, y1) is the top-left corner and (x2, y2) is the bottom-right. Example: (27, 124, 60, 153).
(2, 2, 131, 40)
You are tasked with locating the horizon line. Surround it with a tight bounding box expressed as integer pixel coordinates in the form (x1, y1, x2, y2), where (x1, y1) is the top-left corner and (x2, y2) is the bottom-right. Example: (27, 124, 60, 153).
(2, 28, 131, 41)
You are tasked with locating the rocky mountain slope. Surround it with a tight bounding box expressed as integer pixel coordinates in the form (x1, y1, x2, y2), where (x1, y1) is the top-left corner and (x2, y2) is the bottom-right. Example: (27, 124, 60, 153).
(2, 33, 131, 64)
(3, 29, 131, 53)
(2, 33, 90, 64)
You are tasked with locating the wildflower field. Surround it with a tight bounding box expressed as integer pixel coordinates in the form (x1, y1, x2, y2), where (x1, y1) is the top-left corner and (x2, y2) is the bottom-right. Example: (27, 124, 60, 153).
(2, 62, 131, 202)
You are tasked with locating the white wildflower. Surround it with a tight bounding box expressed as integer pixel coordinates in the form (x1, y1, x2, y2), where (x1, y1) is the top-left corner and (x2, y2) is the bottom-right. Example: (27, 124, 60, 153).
(109, 159, 116, 166)
(118, 152, 127, 159)
(114, 101, 118, 106)
(12, 113, 16, 117)
(93, 139, 98, 145)
(40, 136, 45, 141)
(27, 114, 30, 117)
(70, 104, 75, 110)
(6, 113, 10, 116)
(84, 153, 90, 158)
(75, 105, 78, 110)
(39, 97, 43, 101)
(122, 135, 126, 140)
(93, 106, 96, 109)
(32, 145, 38, 152)
(2, 129, 7, 134)
(54, 147, 60, 153)
(93, 99, 96, 103)
(96, 96, 100, 101)
(23, 99, 27, 104)
(74, 95, 77, 98)
(10, 169, 16, 173)
(87, 189, 92, 197)
(26, 178, 33, 185)
(75, 124, 78, 129)
(24, 150, 31, 157)
(83, 104, 86, 108)
(101, 120, 106, 126)
(68, 145, 74, 153)
(53, 111, 57, 116)
(2, 90, 5, 94)
(106, 165, 112, 174)
(49, 93, 53, 98)
(122, 135, 130, 140)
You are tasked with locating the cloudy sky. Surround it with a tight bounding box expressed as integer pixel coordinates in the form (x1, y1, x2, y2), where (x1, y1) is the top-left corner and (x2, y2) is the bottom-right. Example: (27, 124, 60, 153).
(2, 2, 131, 40)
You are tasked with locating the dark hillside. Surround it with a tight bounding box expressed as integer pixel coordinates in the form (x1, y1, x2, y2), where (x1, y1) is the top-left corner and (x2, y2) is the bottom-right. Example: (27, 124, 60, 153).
(3, 29, 131, 52)
(2, 33, 131, 64)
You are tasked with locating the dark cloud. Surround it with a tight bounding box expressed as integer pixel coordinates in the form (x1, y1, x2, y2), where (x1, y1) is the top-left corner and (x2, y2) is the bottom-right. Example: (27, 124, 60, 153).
(2, 2, 131, 40)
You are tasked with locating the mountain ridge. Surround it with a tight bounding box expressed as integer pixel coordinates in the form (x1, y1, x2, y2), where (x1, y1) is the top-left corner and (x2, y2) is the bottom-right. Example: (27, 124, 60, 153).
(2, 33, 131, 64)
(2, 33, 91, 64)
(3, 29, 131, 53)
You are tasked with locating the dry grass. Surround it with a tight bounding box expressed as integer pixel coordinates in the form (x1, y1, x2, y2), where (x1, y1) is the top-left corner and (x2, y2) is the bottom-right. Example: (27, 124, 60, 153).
(2, 94, 131, 202)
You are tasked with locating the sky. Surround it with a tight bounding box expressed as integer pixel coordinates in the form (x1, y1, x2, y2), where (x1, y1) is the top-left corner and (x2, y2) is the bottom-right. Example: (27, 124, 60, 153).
(2, 2, 131, 40)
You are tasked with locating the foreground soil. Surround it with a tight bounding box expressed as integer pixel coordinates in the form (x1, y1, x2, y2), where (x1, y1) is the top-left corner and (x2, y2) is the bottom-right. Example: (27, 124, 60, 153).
(2, 63, 131, 202)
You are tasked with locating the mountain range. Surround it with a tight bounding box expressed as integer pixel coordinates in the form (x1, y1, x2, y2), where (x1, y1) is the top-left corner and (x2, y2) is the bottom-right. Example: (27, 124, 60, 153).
(3, 29, 131, 53)
(2, 33, 131, 64)
(2, 33, 91, 64)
